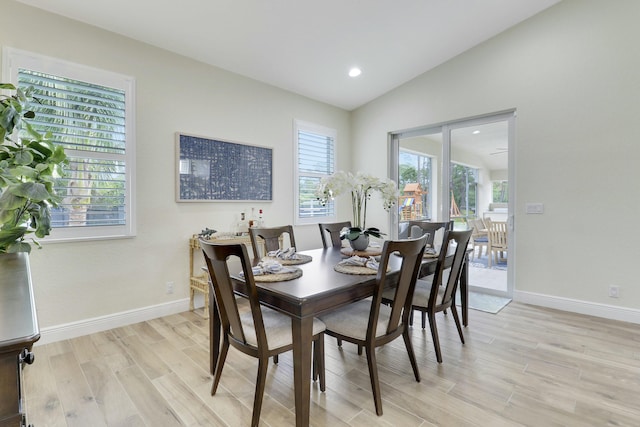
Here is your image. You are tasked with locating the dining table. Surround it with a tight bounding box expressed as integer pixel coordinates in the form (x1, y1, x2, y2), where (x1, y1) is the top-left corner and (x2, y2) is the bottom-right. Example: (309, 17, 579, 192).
(207, 245, 469, 427)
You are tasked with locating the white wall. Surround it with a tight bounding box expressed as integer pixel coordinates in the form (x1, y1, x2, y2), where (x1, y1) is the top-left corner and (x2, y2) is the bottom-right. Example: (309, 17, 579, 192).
(1, 0, 351, 334)
(4, 0, 639, 339)
(352, 0, 640, 321)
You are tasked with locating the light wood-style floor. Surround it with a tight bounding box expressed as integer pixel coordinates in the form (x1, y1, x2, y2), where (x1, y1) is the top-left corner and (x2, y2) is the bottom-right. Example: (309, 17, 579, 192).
(25, 300, 640, 426)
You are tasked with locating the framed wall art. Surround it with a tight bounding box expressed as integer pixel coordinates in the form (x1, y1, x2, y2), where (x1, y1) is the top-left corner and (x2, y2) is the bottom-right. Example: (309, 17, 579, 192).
(176, 133, 273, 202)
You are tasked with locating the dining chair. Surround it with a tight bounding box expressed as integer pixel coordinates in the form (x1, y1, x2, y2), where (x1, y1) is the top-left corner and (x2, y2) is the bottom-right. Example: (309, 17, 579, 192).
(487, 220, 507, 267)
(407, 220, 449, 248)
(399, 229, 472, 363)
(318, 234, 428, 416)
(318, 221, 351, 248)
(249, 225, 296, 260)
(200, 239, 326, 427)
(318, 220, 356, 349)
(468, 218, 488, 260)
(248, 225, 297, 364)
(403, 220, 453, 326)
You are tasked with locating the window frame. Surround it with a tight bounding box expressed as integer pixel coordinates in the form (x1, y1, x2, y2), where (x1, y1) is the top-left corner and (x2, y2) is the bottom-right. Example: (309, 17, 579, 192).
(293, 120, 337, 225)
(2, 47, 136, 242)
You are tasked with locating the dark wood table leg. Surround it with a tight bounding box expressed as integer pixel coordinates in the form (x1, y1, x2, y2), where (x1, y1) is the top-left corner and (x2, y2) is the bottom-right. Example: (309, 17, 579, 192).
(291, 315, 313, 427)
(460, 253, 469, 326)
(209, 284, 220, 375)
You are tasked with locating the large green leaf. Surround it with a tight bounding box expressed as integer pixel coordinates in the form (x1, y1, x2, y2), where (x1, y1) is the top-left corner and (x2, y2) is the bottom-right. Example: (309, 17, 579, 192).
(1, 143, 19, 153)
(35, 163, 51, 173)
(0, 103, 18, 133)
(5, 240, 32, 254)
(50, 145, 67, 164)
(0, 174, 17, 187)
(0, 208, 18, 224)
(0, 226, 28, 254)
(33, 203, 51, 238)
(10, 165, 38, 179)
(10, 182, 51, 202)
(0, 190, 26, 210)
(13, 149, 34, 165)
(28, 140, 54, 159)
(23, 121, 43, 140)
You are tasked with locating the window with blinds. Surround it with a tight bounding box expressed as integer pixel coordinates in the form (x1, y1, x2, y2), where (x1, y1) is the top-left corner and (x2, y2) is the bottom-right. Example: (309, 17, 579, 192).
(294, 120, 336, 224)
(4, 48, 136, 241)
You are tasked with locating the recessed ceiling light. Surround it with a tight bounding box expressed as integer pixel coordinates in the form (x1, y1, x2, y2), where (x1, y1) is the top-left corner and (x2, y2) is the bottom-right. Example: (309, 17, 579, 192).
(472, 130, 480, 134)
(348, 67, 362, 78)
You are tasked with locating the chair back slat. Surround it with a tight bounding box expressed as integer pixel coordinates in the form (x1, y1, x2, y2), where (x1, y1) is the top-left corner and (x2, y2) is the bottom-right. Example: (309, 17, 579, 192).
(370, 235, 428, 338)
(318, 221, 351, 248)
(200, 240, 268, 349)
(430, 229, 473, 309)
(488, 221, 508, 248)
(249, 225, 296, 259)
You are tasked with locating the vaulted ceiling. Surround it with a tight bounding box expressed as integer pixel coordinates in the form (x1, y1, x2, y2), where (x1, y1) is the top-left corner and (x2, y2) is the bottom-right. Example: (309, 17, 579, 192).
(16, 0, 560, 111)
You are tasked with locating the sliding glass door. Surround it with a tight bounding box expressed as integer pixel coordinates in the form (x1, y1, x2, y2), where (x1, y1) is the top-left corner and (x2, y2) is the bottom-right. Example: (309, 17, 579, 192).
(389, 111, 515, 298)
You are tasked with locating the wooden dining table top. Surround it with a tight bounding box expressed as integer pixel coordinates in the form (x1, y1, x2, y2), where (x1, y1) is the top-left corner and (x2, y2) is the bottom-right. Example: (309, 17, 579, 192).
(231, 246, 438, 319)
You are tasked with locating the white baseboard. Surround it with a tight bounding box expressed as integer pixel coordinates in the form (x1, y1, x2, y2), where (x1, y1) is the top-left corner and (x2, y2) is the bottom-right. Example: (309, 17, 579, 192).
(514, 291, 640, 325)
(36, 298, 192, 345)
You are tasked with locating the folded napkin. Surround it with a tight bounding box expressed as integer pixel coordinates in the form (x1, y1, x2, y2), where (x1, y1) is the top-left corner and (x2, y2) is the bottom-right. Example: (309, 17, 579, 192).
(424, 247, 437, 256)
(339, 255, 380, 270)
(267, 247, 301, 260)
(240, 260, 294, 277)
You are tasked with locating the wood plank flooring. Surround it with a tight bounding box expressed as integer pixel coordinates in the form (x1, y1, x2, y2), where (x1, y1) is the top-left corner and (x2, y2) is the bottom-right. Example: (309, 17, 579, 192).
(24, 301, 640, 426)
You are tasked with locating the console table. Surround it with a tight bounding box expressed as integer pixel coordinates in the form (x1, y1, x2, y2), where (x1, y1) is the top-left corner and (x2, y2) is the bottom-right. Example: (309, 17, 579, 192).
(0, 253, 40, 427)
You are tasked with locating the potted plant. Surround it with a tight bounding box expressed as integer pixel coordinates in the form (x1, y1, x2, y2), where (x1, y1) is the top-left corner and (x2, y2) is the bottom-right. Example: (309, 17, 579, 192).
(315, 171, 399, 250)
(0, 83, 67, 253)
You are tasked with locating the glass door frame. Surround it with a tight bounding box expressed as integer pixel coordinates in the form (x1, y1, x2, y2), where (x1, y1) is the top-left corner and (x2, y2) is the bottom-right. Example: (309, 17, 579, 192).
(388, 110, 515, 299)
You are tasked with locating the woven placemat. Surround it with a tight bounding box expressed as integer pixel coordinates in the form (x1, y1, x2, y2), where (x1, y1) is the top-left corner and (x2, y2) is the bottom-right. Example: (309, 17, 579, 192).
(340, 247, 383, 257)
(393, 250, 439, 259)
(253, 267, 303, 282)
(261, 254, 312, 265)
(334, 263, 389, 275)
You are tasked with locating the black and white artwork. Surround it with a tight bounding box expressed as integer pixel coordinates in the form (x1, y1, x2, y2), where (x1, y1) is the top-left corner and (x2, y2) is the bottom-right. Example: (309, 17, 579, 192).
(176, 133, 273, 201)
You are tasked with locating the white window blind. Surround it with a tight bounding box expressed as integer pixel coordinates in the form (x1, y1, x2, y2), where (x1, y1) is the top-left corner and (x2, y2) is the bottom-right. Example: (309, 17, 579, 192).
(19, 70, 127, 227)
(294, 120, 336, 224)
(3, 48, 136, 241)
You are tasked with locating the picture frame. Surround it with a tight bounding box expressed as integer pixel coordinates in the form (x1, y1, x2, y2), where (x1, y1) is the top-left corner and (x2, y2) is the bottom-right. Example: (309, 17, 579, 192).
(176, 132, 273, 202)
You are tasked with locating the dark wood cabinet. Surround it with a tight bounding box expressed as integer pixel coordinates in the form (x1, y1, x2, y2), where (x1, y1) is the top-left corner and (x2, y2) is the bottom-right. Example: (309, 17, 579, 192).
(0, 253, 40, 427)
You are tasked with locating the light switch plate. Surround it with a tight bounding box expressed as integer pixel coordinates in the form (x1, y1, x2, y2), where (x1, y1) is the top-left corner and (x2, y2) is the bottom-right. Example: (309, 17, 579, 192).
(525, 203, 544, 214)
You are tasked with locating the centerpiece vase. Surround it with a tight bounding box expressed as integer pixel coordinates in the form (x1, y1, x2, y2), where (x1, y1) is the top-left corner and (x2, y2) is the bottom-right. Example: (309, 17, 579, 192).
(349, 234, 370, 251)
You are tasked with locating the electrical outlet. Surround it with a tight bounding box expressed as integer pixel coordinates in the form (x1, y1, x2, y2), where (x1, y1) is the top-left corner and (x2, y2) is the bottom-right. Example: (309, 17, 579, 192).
(166, 281, 174, 294)
(608, 285, 619, 298)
